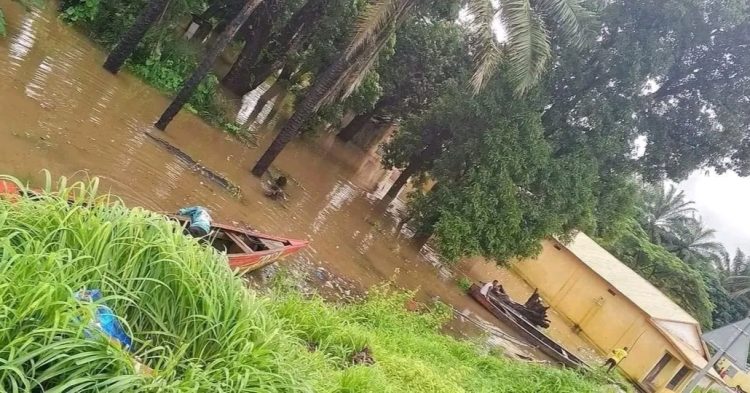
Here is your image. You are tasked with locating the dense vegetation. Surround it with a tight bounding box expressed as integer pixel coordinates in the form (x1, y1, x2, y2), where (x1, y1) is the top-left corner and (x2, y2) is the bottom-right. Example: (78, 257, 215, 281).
(0, 175, 622, 392)
(3, 0, 749, 332)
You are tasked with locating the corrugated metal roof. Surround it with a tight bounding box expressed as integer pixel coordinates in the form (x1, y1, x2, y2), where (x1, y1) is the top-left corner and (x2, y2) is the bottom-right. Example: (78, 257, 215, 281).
(561, 232, 698, 325)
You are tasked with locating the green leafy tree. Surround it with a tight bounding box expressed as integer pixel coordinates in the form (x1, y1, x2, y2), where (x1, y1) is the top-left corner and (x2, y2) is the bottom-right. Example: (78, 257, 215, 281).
(601, 219, 715, 328)
(250, 0, 599, 175)
(543, 0, 750, 182)
(391, 75, 602, 262)
(337, 18, 471, 142)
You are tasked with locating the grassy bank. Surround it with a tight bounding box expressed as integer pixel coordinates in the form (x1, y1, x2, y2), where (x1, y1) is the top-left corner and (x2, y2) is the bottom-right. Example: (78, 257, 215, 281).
(0, 174, 623, 392)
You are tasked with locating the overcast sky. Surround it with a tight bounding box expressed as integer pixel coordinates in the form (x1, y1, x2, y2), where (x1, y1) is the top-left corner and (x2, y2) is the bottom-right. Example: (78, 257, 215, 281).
(680, 172, 750, 255)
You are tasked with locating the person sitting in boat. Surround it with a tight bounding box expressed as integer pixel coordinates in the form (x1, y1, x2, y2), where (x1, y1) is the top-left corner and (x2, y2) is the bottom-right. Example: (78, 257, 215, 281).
(491, 281, 506, 296)
(264, 176, 288, 200)
(480, 280, 499, 297)
(177, 206, 212, 238)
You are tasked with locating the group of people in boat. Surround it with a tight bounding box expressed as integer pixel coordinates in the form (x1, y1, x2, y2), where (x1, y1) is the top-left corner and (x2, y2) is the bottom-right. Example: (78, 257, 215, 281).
(479, 278, 628, 373)
(479, 279, 551, 328)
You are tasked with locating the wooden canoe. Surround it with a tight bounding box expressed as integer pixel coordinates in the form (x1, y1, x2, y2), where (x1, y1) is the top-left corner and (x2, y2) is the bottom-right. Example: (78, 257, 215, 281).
(468, 283, 588, 369)
(1, 181, 308, 274)
(169, 215, 308, 274)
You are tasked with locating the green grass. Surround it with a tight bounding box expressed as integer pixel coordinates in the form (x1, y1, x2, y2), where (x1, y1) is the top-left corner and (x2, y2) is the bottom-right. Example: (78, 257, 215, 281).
(0, 173, 623, 392)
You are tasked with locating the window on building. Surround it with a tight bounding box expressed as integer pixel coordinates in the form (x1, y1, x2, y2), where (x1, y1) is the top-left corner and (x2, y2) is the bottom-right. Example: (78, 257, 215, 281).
(666, 366, 690, 390)
(644, 353, 675, 386)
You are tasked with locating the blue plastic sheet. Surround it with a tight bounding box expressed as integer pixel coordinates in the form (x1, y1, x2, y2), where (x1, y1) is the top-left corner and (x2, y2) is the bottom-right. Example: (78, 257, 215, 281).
(73, 289, 133, 351)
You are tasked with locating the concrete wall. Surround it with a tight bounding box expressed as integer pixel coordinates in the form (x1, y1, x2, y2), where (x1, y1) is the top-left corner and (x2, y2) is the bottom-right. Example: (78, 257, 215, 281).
(513, 240, 694, 392)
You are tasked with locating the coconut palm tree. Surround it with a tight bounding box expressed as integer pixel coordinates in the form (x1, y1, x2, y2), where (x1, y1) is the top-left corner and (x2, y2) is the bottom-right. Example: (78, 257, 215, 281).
(155, 0, 264, 130)
(714, 248, 749, 287)
(640, 183, 697, 243)
(664, 217, 724, 264)
(250, 0, 598, 176)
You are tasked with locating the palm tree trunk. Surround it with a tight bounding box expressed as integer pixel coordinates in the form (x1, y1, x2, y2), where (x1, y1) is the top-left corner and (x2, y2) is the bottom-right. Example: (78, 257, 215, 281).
(238, 0, 328, 95)
(337, 98, 391, 141)
(221, 0, 279, 95)
(155, 0, 263, 130)
(337, 111, 374, 142)
(277, 61, 297, 81)
(250, 0, 415, 176)
(103, 0, 170, 74)
(385, 158, 419, 199)
(251, 54, 350, 176)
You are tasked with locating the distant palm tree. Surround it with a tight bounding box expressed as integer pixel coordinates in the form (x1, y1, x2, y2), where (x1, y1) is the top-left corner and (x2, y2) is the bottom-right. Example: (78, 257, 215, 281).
(251, 0, 598, 175)
(665, 217, 724, 264)
(640, 183, 697, 243)
(714, 248, 748, 285)
(713, 249, 750, 298)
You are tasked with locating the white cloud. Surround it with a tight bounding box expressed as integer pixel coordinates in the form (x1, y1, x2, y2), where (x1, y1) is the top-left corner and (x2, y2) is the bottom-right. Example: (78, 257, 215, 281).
(680, 171, 750, 253)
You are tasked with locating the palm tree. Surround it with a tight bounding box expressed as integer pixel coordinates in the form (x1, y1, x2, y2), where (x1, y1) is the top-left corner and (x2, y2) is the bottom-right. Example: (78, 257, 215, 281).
(640, 183, 697, 243)
(714, 248, 749, 286)
(103, 0, 171, 74)
(155, 0, 264, 130)
(250, 0, 598, 176)
(665, 217, 724, 264)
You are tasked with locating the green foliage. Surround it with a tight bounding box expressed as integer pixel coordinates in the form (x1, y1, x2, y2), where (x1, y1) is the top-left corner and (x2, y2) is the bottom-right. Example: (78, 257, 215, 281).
(457, 276, 472, 292)
(61, 0, 101, 22)
(0, 8, 6, 37)
(601, 219, 715, 328)
(373, 18, 471, 120)
(544, 0, 750, 181)
(390, 76, 601, 262)
(0, 174, 617, 392)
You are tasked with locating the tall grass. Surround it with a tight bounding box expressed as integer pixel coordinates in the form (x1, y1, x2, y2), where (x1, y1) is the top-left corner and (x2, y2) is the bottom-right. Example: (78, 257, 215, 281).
(0, 174, 622, 392)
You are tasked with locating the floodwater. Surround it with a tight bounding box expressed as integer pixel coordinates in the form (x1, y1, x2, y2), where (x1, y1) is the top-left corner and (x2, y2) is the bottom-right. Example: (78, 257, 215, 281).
(0, 0, 602, 365)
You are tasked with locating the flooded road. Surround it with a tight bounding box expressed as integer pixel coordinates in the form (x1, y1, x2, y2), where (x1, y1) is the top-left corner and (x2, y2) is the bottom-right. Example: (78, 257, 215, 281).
(0, 0, 602, 364)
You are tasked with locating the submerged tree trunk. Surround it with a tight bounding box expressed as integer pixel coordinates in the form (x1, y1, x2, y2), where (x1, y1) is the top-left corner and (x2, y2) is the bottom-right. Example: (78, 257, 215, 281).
(250, 0, 414, 176)
(103, 0, 170, 74)
(385, 158, 419, 199)
(155, 0, 263, 130)
(238, 0, 329, 95)
(337, 111, 373, 142)
(277, 61, 297, 81)
(337, 98, 392, 141)
(221, 0, 279, 95)
(384, 130, 447, 199)
(251, 55, 351, 176)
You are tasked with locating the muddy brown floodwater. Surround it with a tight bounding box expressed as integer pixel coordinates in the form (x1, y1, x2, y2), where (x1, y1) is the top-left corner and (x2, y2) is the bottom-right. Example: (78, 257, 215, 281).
(0, 0, 603, 365)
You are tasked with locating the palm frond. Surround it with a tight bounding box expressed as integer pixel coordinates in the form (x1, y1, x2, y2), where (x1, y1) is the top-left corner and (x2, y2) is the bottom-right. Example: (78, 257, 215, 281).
(535, 0, 597, 49)
(466, 0, 503, 93)
(349, 0, 407, 59)
(322, 0, 413, 106)
(500, 0, 552, 96)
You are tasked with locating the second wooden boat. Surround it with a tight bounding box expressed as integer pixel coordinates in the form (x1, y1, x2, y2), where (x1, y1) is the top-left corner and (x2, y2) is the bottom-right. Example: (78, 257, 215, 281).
(468, 283, 588, 368)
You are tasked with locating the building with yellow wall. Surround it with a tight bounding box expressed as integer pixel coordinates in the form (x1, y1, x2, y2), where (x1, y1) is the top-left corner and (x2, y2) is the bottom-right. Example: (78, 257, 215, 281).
(512, 232, 726, 393)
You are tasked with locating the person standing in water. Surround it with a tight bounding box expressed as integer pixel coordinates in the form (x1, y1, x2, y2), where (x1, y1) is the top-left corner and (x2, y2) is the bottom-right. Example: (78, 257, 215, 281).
(603, 347, 628, 372)
(177, 206, 212, 237)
